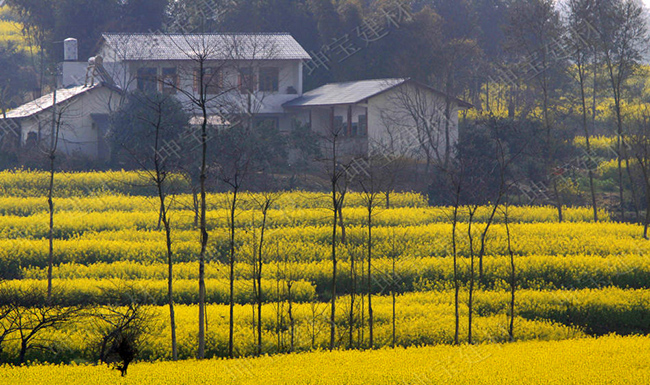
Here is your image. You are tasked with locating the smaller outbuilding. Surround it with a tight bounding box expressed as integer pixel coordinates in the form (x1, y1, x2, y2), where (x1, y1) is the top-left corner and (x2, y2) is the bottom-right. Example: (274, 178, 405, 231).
(0, 83, 122, 160)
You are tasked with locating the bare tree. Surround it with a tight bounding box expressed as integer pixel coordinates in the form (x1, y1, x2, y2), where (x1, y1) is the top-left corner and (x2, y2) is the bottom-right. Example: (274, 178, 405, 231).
(449, 173, 463, 345)
(380, 81, 455, 175)
(503, 198, 516, 341)
(94, 284, 154, 376)
(504, 0, 566, 222)
(629, 107, 650, 238)
(567, 0, 600, 222)
(109, 90, 187, 360)
(354, 157, 392, 348)
(595, 0, 648, 221)
(163, 33, 237, 359)
(2, 286, 83, 364)
(46, 84, 59, 304)
(316, 110, 350, 351)
(250, 191, 282, 355)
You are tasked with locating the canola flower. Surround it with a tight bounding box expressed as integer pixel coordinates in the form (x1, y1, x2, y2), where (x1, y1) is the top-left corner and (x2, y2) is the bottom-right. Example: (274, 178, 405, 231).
(1, 335, 648, 384)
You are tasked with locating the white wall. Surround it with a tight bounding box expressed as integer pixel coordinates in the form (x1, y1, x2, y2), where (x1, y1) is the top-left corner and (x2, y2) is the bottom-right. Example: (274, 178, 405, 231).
(21, 87, 120, 159)
(102, 59, 304, 115)
(368, 83, 460, 163)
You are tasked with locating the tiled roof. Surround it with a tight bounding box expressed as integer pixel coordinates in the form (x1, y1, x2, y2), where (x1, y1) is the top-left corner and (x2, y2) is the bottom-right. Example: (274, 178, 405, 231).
(284, 78, 407, 107)
(284, 78, 473, 109)
(101, 33, 311, 61)
(2, 85, 103, 119)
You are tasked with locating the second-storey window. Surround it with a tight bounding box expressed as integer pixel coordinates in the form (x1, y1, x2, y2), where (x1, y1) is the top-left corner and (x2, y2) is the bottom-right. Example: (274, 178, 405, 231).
(238, 68, 256, 93)
(259, 67, 279, 92)
(162, 67, 178, 95)
(193, 67, 222, 95)
(137, 67, 157, 94)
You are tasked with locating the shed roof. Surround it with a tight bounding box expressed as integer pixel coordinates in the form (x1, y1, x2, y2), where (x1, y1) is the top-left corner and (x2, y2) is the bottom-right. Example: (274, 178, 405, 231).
(101, 33, 311, 61)
(1, 84, 113, 120)
(283, 78, 473, 109)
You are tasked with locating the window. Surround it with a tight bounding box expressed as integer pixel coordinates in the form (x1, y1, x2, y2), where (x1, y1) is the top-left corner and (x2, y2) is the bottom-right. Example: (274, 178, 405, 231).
(162, 67, 177, 95)
(333, 116, 344, 134)
(238, 67, 256, 93)
(193, 67, 222, 95)
(137, 67, 157, 94)
(254, 117, 279, 131)
(358, 114, 367, 136)
(259, 67, 279, 92)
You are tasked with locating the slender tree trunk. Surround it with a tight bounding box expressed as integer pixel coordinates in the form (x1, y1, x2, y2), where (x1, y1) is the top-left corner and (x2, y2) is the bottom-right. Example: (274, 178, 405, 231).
(288, 281, 294, 352)
(157, 175, 177, 360)
(256, 202, 269, 355)
(478, 202, 500, 281)
(330, 194, 338, 350)
(338, 201, 346, 244)
(229, 188, 238, 358)
(330, 137, 338, 351)
(391, 248, 396, 348)
(624, 154, 641, 222)
(47, 153, 55, 304)
(348, 244, 355, 349)
(505, 202, 516, 341)
(644, 179, 650, 239)
(161, 201, 177, 360)
(452, 189, 461, 345)
(47, 88, 57, 304)
(467, 207, 476, 344)
(367, 203, 373, 349)
(197, 98, 208, 360)
(578, 57, 598, 222)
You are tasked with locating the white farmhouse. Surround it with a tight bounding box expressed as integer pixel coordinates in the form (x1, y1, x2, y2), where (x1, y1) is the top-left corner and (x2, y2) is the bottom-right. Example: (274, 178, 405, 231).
(1, 33, 471, 162)
(0, 83, 121, 160)
(284, 78, 472, 162)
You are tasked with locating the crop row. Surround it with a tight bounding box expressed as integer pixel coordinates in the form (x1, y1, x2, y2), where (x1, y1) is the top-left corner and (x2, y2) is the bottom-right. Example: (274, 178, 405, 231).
(19, 253, 650, 297)
(1, 221, 647, 278)
(1, 282, 646, 335)
(2, 287, 649, 362)
(0, 204, 603, 241)
(0, 278, 316, 306)
(0, 191, 429, 216)
(0, 289, 591, 362)
(2, 335, 648, 384)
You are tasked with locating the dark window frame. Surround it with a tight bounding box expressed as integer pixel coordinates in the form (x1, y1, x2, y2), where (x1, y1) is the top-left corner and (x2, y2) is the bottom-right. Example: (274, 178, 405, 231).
(137, 67, 158, 94)
(259, 67, 279, 92)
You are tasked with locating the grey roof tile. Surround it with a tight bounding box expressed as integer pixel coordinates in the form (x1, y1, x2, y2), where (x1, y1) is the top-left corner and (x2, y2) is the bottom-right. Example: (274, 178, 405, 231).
(284, 78, 407, 107)
(101, 33, 311, 61)
(284, 78, 473, 109)
(2, 85, 100, 119)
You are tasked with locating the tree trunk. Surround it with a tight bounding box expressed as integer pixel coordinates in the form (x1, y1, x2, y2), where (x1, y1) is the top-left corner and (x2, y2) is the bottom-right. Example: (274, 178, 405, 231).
(228, 188, 238, 358)
(197, 100, 208, 359)
(348, 240, 355, 349)
(467, 208, 476, 344)
(47, 88, 57, 304)
(505, 203, 516, 341)
(452, 193, 460, 345)
(578, 56, 598, 222)
(391, 252, 396, 348)
(159, 185, 177, 360)
(367, 204, 373, 348)
(256, 202, 269, 355)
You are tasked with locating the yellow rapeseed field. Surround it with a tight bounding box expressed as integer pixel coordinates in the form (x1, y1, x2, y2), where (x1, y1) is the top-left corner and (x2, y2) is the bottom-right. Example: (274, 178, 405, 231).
(1, 335, 648, 384)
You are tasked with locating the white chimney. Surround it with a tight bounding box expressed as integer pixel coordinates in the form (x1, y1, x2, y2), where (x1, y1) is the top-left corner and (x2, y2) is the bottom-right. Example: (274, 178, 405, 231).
(64, 38, 78, 62)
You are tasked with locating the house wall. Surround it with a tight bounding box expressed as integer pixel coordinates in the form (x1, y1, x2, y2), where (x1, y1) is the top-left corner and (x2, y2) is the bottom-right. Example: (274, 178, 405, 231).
(367, 83, 460, 163)
(20, 87, 120, 159)
(294, 105, 369, 159)
(302, 105, 368, 136)
(98, 58, 303, 117)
